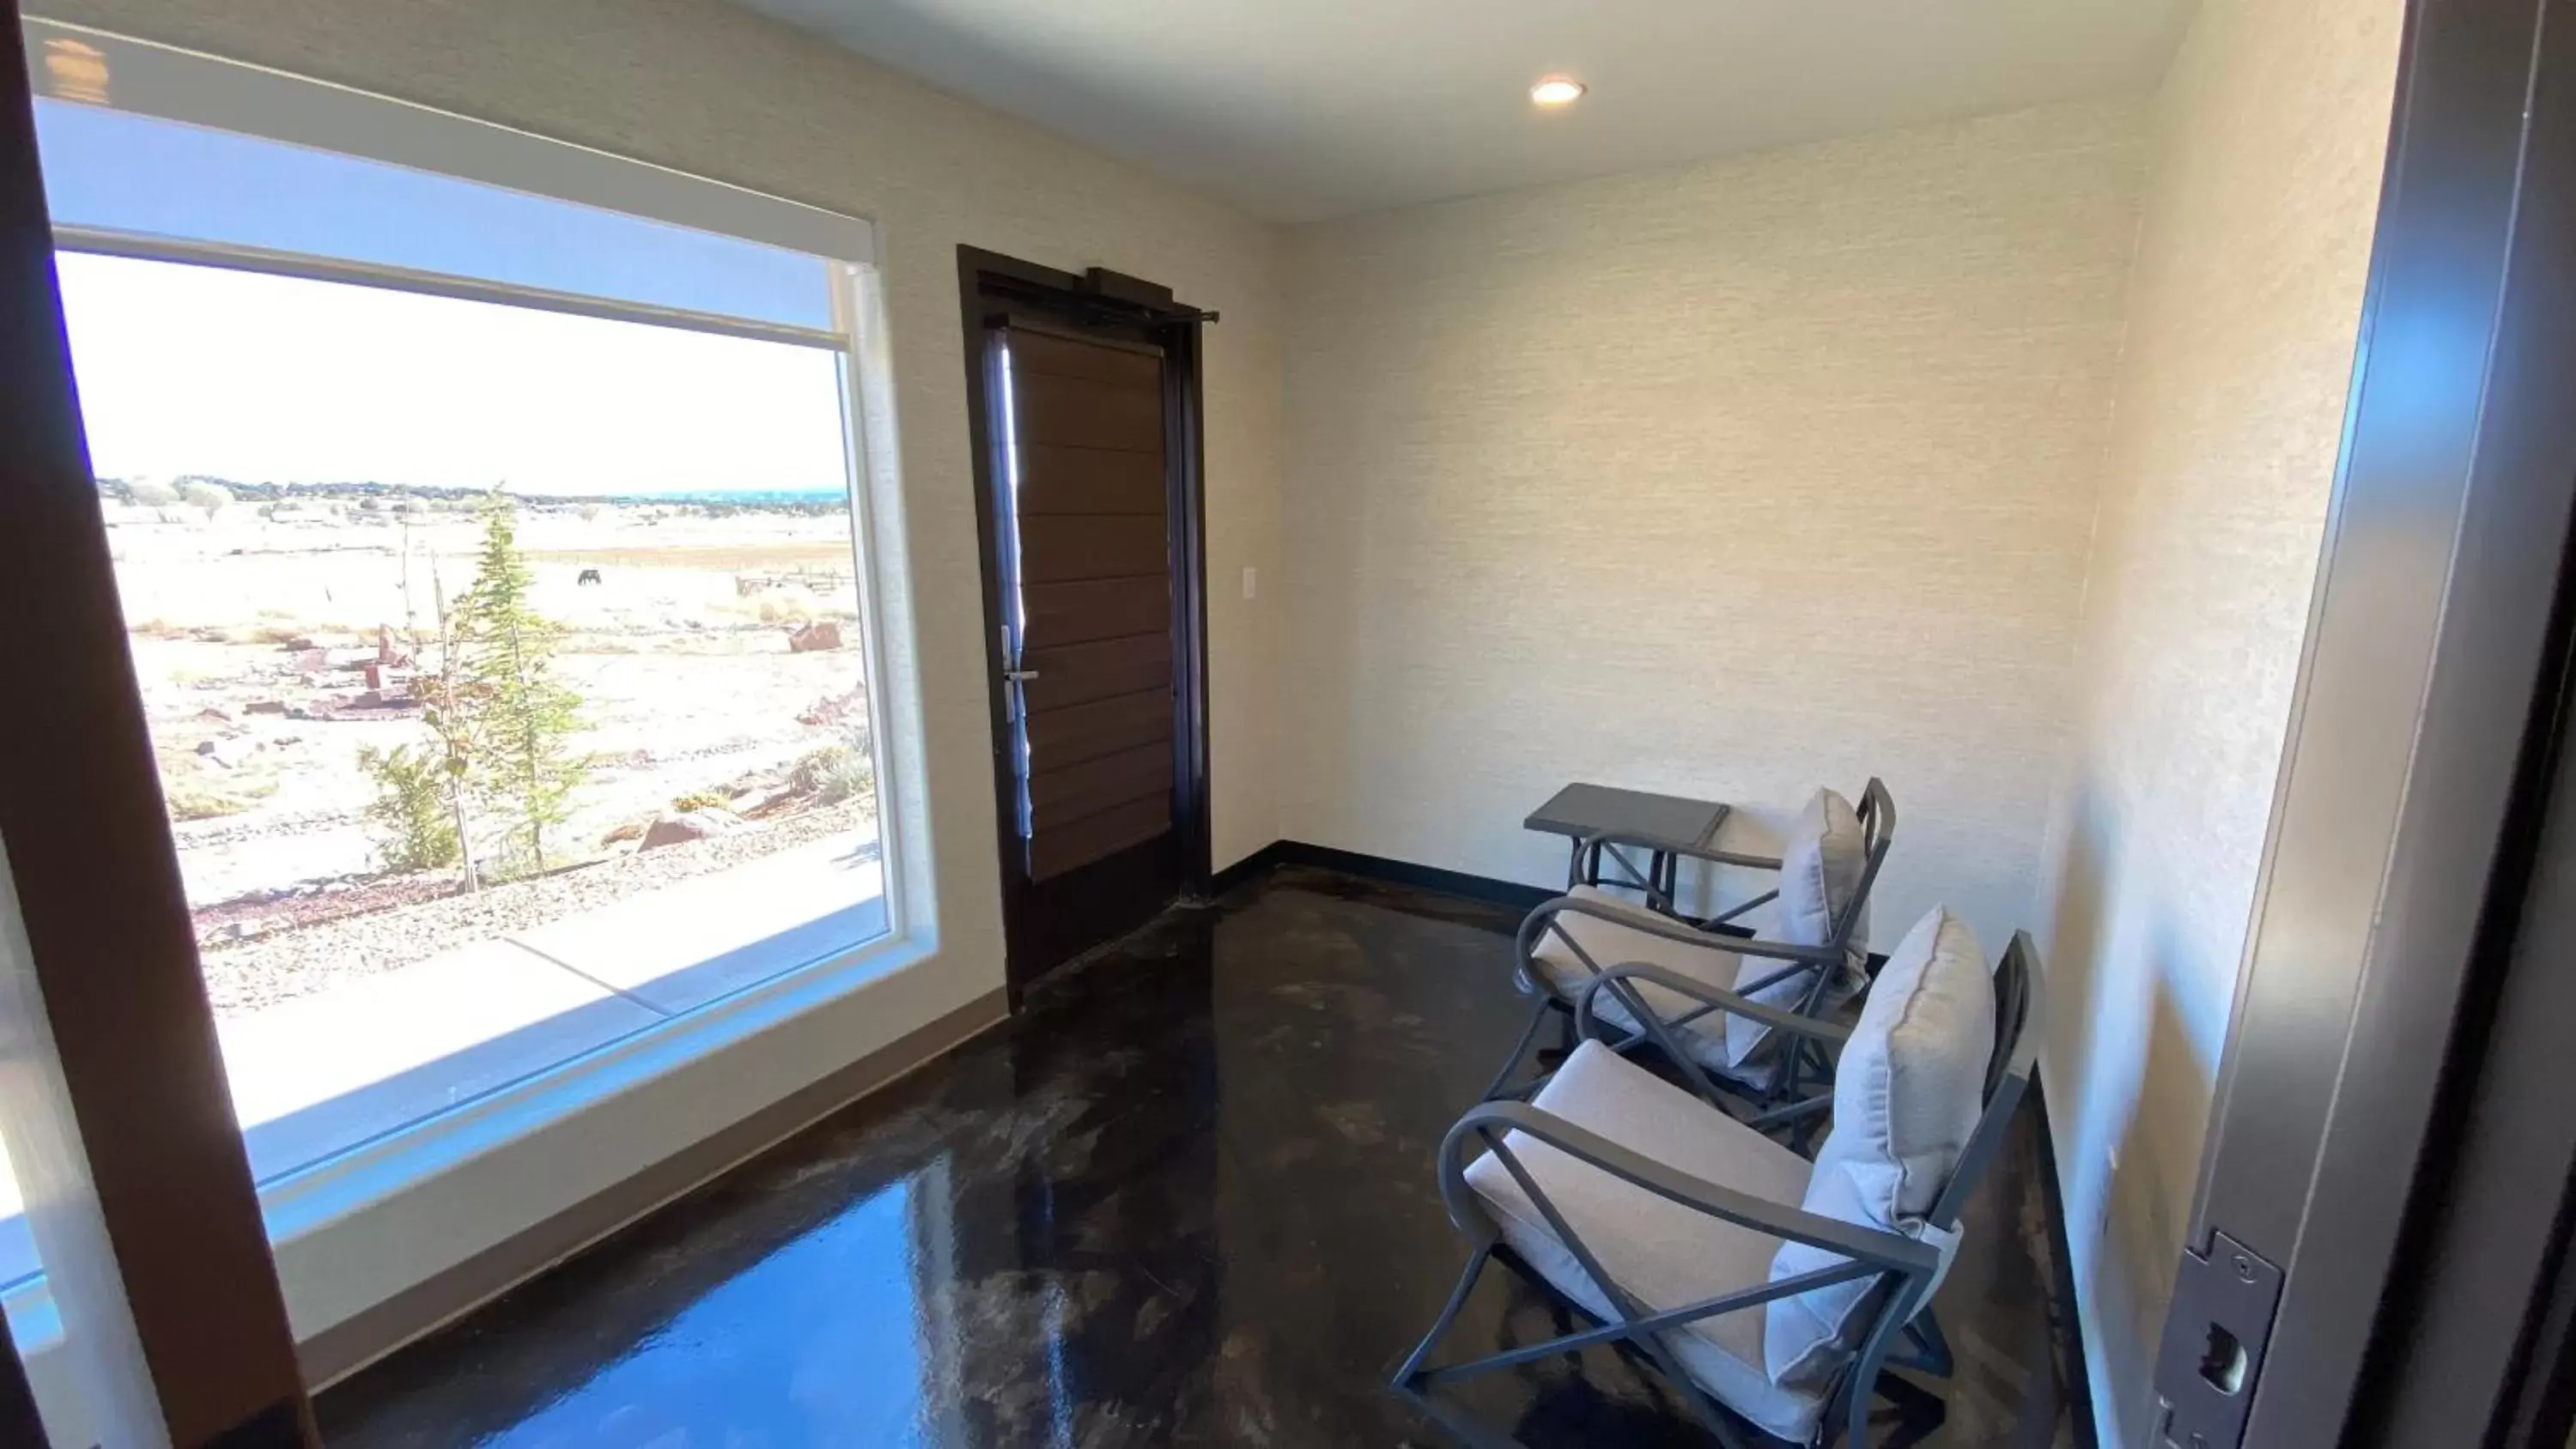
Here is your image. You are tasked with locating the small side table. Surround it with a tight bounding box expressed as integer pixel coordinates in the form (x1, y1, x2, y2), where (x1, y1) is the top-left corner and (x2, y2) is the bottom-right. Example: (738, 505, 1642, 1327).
(1524, 783, 1731, 913)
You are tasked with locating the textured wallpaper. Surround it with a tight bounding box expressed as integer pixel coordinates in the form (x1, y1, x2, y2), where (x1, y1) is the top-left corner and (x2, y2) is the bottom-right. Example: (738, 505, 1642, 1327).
(1282, 101, 2148, 950)
(26, 0, 1289, 1369)
(2027, 0, 2403, 1440)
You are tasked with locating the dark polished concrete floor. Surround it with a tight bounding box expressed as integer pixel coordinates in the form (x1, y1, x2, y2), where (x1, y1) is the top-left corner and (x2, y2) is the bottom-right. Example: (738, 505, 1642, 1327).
(320, 868, 2089, 1448)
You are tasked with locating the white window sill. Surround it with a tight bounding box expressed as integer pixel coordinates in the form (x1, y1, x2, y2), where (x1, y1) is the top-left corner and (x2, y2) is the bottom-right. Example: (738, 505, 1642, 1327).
(7, 832, 965, 1441)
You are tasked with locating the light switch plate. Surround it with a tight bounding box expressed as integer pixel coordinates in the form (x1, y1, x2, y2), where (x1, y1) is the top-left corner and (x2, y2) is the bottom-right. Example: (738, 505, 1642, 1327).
(1242, 566, 1257, 600)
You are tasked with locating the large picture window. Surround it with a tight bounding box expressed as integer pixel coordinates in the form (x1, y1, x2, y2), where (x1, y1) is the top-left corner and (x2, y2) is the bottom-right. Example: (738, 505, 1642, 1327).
(1, 20, 906, 1355)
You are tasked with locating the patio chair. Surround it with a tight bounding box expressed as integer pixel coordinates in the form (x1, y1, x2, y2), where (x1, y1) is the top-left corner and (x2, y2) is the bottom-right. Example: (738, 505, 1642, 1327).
(1483, 780, 1893, 1109)
(1396, 908, 2035, 1449)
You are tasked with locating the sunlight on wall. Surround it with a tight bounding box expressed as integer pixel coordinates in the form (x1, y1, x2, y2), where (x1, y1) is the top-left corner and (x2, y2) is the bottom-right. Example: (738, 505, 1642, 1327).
(2028, 0, 2404, 1441)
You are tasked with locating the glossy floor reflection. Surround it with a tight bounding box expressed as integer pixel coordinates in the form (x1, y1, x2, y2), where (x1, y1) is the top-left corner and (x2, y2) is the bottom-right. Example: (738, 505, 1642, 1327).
(320, 868, 2089, 1447)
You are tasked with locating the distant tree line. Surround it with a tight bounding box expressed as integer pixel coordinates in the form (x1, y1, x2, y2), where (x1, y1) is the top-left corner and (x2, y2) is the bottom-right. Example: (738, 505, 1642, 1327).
(91, 475, 848, 516)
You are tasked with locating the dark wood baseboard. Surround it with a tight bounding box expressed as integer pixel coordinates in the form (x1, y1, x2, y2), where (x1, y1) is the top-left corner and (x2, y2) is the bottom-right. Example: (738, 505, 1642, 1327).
(1206, 842, 1885, 973)
(2027, 1077, 2099, 1449)
(299, 987, 1008, 1390)
(1206, 840, 1557, 912)
(1204, 840, 1287, 898)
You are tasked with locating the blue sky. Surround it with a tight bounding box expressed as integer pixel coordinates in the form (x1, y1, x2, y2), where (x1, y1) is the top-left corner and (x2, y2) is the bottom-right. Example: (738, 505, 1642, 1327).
(55, 252, 854, 498)
(37, 97, 854, 499)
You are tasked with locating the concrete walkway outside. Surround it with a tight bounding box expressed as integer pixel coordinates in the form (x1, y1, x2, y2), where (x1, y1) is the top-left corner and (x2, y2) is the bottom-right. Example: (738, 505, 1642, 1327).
(0, 831, 884, 1289)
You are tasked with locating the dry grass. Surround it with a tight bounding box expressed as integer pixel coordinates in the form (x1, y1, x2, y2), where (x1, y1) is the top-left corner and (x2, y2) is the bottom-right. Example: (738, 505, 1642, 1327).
(166, 773, 280, 821)
(526, 543, 849, 570)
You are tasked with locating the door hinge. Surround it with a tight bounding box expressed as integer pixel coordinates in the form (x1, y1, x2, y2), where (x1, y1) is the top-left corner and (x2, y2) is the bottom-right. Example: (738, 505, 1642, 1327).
(2152, 1229, 2283, 1449)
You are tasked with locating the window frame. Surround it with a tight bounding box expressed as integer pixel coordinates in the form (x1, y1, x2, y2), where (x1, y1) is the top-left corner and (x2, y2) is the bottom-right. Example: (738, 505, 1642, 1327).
(9, 19, 948, 1437)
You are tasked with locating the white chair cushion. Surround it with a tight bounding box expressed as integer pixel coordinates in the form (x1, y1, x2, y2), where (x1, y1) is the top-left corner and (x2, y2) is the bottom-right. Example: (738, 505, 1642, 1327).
(1765, 906, 1994, 1385)
(1526, 888, 1757, 1081)
(1463, 1040, 1835, 1443)
(1726, 789, 1870, 1074)
(1771, 786, 1868, 949)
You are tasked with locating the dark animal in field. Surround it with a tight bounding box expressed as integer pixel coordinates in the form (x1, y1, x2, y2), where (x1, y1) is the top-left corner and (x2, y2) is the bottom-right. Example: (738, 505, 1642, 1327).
(576, 568, 604, 586)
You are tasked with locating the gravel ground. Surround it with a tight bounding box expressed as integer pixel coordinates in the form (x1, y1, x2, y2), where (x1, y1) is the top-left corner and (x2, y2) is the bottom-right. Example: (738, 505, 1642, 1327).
(197, 800, 878, 1016)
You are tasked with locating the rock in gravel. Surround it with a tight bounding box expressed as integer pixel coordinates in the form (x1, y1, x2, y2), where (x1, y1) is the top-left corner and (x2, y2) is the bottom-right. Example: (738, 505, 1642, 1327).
(641, 809, 741, 851)
(197, 737, 254, 768)
(731, 786, 793, 817)
(787, 621, 842, 652)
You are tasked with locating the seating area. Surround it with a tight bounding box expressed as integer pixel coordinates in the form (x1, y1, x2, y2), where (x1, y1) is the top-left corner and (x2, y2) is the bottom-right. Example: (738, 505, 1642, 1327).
(313, 864, 2082, 1449)
(0, 0, 2456, 1444)
(1496, 782, 1893, 1117)
(1382, 776, 2037, 1446)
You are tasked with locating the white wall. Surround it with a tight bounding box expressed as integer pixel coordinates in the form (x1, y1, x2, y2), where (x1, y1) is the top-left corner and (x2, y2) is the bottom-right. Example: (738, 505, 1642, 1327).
(18, 0, 1288, 1422)
(38, 0, 1291, 958)
(2027, 0, 2403, 1441)
(14, 5, 2416, 1443)
(1280, 101, 2146, 949)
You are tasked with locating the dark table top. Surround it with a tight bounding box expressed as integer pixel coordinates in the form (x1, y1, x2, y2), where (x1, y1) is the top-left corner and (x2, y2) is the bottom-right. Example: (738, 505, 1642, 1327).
(1523, 783, 1730, 853)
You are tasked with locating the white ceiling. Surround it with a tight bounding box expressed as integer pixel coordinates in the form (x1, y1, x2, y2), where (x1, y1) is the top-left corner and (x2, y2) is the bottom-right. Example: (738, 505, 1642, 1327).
(736, 0, 2194, 223)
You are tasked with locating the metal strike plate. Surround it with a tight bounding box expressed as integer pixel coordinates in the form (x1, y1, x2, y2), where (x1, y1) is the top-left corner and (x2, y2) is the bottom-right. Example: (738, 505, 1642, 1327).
(2153, 1230, 2284, 1449)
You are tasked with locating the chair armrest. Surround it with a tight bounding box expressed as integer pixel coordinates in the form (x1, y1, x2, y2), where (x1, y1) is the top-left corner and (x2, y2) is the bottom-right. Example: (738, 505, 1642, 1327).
(1583, 828, 1781, 871)
(1515, 894, 1844, 996)
(1435, 1100, 1934, 1273)
(1573, 961, 1854, 1047)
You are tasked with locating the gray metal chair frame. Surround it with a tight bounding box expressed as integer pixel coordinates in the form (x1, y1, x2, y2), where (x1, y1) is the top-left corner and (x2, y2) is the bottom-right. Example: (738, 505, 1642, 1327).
(1482, 779, 1896, 1112)
(1399, 930, 2039, 1448)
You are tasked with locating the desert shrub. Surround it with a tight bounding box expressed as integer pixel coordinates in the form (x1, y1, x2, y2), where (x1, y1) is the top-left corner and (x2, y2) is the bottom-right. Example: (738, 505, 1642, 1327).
(671, 790, 730, 811)
(357, 743, 461, 872)
(788, 725, 876, 808)
(755, 593, 814, 625)
(178, 480, 232, 521)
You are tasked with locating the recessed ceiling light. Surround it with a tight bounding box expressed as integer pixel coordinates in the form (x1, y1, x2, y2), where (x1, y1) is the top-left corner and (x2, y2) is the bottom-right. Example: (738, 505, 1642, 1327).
(1530, 76, 1586, 108)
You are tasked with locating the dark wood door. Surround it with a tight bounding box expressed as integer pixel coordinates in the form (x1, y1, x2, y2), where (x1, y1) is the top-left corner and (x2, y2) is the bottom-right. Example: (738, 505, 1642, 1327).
(983, 317, 1182, 980)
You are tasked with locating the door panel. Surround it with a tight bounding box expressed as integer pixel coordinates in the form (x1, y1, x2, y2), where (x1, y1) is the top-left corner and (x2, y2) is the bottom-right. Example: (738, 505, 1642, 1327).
(981, 311, 1183, 968)
(1008, 325, 1161, 385)
(1024, 576, 1170, 648)
(1019, 514, 1168, 584)
(1012, 367, 1163, 452)
(1023, 688, 1173, 770)
(1018, 442, 1164, 515)
(1031, 796, 1174, 881)
(1029, 742, 1175, 832)
(1020, 634, 1173, 713)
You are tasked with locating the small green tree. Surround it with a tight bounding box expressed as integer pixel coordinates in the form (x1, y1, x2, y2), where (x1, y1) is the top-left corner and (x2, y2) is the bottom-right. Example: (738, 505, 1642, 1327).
(412, 549, 487, 891)
(455, 493, 589, 872)
(355, 743, 461, 871)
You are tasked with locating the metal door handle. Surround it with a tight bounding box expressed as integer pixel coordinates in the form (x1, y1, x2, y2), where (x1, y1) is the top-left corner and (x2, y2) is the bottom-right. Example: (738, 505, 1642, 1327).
(1005, 670, 1041, 682)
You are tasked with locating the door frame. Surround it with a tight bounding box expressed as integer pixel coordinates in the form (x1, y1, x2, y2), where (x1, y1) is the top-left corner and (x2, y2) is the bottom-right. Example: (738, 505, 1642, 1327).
(0, 7, 317, 1441)
(953, 246, 1213, 1001)
(2152, 0, 2576, 1444)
